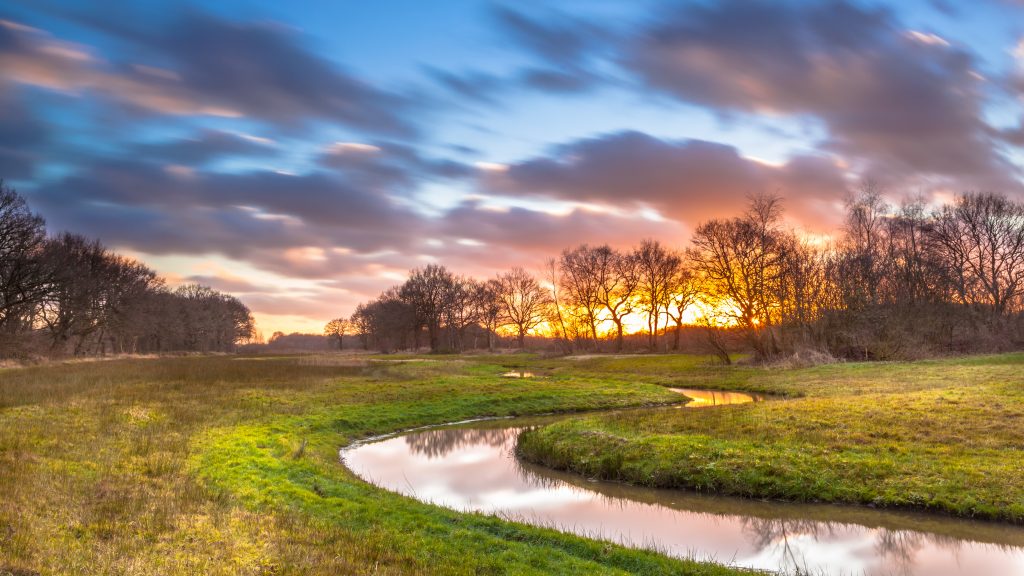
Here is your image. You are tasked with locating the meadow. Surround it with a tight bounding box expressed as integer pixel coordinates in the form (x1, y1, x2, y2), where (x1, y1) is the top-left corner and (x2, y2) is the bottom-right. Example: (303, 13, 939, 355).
(4, 352, 1023, 576)
(0, 354, 746, 576)
(518, 353, 1024, 522)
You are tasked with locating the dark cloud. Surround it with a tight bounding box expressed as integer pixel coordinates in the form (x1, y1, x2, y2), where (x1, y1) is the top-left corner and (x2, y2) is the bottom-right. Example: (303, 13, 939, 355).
(483, 131, 849, 231)
(624, 0, 1018, 190)
(425, 9, 609, 105)
(135, 129, 278, 166)
(493, 7, 604, 67)
(317, 140, 472, 193)
(0, 13, 416, 135)
(23, 146, 689, 283)
(155, 11, 415, 134)
(28, 160, 424, 269)
(1002, 120, 1024, 147)
(0, 91, 47, 179)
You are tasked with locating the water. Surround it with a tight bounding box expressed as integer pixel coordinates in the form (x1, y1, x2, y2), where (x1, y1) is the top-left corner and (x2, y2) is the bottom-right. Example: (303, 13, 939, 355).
(669, 388, 764, 407)
(343, 392, 1024, 575)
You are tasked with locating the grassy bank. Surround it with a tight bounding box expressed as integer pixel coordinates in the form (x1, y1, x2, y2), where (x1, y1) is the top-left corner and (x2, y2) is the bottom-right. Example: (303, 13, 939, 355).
(0, 353, 747, 576)
(517, 353, 1024, 522)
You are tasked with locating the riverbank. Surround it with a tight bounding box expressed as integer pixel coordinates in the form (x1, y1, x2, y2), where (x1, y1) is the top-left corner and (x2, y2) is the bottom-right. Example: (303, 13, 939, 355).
(0, 353, 747, 575)
(516, 353, 1024, 522)
(345, 414, 1024, 575)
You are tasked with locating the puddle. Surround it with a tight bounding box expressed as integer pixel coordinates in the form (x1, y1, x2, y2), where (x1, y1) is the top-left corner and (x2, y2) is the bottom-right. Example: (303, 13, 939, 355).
(670, 388, 764, 407)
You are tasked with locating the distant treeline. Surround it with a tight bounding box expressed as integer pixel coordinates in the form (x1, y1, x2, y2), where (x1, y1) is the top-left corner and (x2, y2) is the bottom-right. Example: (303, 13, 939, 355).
(333, 187, 1024, 361)
(0, 181, 255, 359)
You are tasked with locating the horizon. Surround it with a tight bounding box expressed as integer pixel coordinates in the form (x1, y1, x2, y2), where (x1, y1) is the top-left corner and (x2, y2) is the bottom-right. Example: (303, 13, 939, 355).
(2, 0, 1023, 335)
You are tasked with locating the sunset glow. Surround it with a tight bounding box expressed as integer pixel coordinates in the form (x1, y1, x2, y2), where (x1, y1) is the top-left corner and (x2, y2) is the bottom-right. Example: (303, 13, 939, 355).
(1, 0, 1021, 337)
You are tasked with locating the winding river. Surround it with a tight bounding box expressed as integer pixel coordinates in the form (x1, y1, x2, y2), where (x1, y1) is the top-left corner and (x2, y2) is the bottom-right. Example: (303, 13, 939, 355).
(343, 390, 1024, 575)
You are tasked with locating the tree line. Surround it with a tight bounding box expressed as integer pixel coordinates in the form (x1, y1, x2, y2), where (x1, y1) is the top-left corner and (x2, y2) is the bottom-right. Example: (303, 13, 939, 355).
(0, 182, 255, 358)
(333, 188, 1024, 361)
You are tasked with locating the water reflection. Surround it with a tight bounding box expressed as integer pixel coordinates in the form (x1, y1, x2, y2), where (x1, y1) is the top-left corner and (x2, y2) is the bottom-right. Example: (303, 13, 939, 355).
(405, 427, 511, 458)
(670, 388, 763, 407)
(345, 420, 1024, 575)
(502, 371, 535, 378)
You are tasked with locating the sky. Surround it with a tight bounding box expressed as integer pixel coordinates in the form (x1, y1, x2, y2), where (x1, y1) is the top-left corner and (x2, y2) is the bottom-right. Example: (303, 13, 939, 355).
(1, 0, 1023, 336)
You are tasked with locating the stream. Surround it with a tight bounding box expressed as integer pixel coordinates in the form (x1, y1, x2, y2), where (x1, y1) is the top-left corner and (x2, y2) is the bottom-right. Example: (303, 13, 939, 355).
(342, 389, 1024, 575)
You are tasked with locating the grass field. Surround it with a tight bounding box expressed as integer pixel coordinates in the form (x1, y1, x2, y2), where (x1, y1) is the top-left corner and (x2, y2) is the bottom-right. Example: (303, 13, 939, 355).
(0, 353, 749, 576)
(517, 353, 1024, 522)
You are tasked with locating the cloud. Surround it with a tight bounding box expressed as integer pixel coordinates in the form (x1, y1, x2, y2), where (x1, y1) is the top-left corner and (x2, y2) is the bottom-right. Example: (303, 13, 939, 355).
(135, 129, 279, 166)
(18, 129, 840, 328)
(496, 6, 610, 94)
(425, 67, 507, 104)
(482, 131, 850, 231)
(317, 140, 472, 193)
(1002, 120, 1024, 147)
(0, 91, 48, 179)
(494, 7, 599, 65)
(623, 0, 1019, 191)
(438, 198, 685, 260)
(27, 160, 424, 270)
(428, 5, 610, 102)
(23, 145, 695, 303)
(153, 11, 415, 134)
(183, 274, 265, 294)
(0, 13, 416, 135)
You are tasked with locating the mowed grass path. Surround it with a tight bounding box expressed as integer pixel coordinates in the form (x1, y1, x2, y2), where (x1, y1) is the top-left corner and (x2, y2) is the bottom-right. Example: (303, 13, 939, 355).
(517, 354, 1024, 522)
(0, 354, 747, 576)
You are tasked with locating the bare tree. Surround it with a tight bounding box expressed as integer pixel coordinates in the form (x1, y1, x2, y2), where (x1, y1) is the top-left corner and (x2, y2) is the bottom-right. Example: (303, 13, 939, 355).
(543, 258, 573, 353)
(666, 259, 699, 351)
(472, 279, 503, 350)
(351, 288, 417, 353)
(0, 182, 50, 347)
(40, 233, 162, 355)
(350, 303, 373, 350)
(838, 183, 890, 309)
(495, 267, 551, 349)
(324, 317, 350, 350)
(443, 275, 480, 351)
(634, 239, 680, 351)
(688, 194, 789, 359)
(41, 233, 111, 353)
(591, 245, 640, 352)
(172, 284, 254, 353)
(400, 264, 458, 352)
(559, 245, 604, 347)
(931, 192, 1024, 322)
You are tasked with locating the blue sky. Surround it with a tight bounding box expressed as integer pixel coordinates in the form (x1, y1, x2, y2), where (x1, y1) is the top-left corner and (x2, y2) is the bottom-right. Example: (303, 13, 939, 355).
(1, 0, 1023, 334)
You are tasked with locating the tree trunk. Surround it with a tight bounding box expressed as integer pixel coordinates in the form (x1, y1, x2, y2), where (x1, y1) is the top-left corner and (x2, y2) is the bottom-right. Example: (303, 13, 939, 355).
(706, 327, 731, 365)
(649, 312, 659, 351)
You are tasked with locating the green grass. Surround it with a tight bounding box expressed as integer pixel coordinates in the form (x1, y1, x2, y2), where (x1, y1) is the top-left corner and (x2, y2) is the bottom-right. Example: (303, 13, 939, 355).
(0, 354, 747, 576)
(517, 353, 1024, 523)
